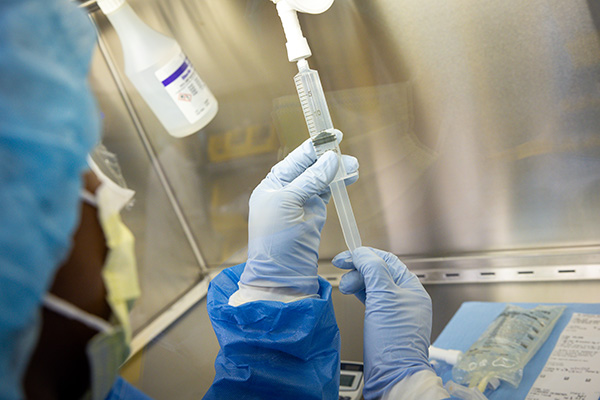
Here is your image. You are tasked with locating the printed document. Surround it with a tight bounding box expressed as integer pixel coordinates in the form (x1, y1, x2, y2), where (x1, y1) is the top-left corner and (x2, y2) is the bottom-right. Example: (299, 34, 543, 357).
(525, 313, 600, 400)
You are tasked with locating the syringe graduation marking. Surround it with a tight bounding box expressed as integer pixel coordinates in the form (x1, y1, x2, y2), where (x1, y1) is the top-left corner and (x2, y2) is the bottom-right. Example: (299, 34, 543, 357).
(294, 74, 317, 135)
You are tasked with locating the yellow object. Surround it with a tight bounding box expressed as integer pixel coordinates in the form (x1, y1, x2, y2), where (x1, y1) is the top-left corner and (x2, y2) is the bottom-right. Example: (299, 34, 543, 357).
(89, 156, 140, 399)
(42, 156, 140, 400)
(84, 177, 139, 400)
(207, 124, 279, 163)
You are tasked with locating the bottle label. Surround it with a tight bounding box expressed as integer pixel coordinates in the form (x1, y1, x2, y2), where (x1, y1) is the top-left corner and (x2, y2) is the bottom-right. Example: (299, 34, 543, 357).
(155, 52, 213, 124)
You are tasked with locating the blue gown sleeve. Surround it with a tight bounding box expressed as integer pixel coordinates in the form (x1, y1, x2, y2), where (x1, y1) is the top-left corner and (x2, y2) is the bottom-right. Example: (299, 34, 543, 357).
(203, 263, 341, 400)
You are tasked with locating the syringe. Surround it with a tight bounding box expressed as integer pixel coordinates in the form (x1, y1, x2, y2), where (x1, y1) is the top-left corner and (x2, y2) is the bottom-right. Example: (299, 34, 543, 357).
(294, 58, 362, 251)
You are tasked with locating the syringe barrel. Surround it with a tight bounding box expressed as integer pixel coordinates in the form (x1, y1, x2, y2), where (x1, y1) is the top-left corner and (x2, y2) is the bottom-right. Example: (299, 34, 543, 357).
(311, 130, 354, 181)
(330, 180, 362, 252)
(294, 65, 355, 181)
(294, 65, 333, 137)
(293, 61, 361, 251)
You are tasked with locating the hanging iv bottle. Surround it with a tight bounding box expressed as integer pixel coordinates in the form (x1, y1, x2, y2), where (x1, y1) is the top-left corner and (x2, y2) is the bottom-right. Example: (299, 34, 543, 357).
(97, 0, 218, 138)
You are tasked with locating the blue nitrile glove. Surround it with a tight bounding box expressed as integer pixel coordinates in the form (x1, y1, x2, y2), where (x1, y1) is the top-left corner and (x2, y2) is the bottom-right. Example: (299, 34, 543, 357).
(332, 247, 434, 400)
(237, 138, 358, 298)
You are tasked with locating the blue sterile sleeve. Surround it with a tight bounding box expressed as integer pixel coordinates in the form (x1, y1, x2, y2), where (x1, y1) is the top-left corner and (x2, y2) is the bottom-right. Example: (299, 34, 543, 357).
(203, 263, 341, 400)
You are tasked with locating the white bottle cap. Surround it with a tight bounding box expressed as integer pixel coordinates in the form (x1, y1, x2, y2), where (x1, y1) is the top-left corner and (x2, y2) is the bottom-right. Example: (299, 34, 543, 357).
(276, 1, 312, 62)
(271, 0, 334, 14)
(285, 37, 311, 62)
(97, 0, 126, 14)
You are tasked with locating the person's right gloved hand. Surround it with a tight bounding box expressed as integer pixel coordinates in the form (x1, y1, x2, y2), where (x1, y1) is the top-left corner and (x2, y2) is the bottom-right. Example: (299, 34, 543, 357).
(332, 247, 435, 399)
(232, 138, 358, 304)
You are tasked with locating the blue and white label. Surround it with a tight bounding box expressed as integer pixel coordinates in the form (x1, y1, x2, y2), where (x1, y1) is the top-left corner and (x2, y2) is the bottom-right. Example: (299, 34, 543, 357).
(155, 52, 212, 124)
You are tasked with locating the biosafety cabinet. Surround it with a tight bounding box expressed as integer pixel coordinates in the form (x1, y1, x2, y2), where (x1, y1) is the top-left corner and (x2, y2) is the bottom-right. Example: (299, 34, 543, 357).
(80, 0, 600, 397)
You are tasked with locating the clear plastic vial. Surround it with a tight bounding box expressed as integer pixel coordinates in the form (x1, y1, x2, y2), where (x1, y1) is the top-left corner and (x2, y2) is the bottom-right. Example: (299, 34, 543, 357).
(97, 0, 218, 137)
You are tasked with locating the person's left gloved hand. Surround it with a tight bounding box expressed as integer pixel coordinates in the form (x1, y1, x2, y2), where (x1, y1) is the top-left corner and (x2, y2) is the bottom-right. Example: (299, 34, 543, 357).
(236, 138, 358, 300)
(333, 247, 441, 400)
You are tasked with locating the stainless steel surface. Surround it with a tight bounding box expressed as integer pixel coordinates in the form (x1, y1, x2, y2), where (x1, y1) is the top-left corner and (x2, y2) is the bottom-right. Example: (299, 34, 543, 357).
(91, 0, 600, 272)
(426, 280, 600, 342)
(406, 247, 600, 283)
(88, 0, 600, 396)
(120, 297, 220, 399)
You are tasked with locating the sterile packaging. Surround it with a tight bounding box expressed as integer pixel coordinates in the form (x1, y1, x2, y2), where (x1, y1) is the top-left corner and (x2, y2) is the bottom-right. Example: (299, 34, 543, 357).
(444, 380, 489, 400)
(97, 0, 218, 137)
(452, 304, 565, 392)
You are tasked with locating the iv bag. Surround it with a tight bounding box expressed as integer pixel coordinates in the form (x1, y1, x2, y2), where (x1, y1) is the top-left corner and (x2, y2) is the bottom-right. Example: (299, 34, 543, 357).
(452, 304, 565, 392)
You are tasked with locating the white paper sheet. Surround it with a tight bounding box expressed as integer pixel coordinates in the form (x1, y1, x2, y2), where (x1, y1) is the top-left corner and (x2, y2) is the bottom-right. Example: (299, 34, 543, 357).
(525, 313, 600, 400)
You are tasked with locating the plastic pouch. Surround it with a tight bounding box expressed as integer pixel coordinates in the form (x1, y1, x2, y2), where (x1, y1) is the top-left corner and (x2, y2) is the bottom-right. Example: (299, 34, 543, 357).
(445, 380, 489, 400)
(452, 304, 565, 392)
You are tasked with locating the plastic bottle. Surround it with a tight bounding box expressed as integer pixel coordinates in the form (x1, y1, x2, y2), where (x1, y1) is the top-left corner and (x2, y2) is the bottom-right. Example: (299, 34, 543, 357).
(97, 0, 218, 137)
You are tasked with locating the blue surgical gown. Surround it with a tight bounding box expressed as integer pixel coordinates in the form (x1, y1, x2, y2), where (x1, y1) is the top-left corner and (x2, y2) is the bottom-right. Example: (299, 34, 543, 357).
(203, 263, 341, 400)
(108, 263, 457, 400)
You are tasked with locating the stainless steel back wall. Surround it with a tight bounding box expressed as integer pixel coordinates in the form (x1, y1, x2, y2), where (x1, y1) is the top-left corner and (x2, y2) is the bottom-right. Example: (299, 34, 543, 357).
(89, 2, 600, 395)
(92, 0, 600, 272)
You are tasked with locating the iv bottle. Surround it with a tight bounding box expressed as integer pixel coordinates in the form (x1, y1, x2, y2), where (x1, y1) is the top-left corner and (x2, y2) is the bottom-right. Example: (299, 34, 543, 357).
(97, 0, 218, 138)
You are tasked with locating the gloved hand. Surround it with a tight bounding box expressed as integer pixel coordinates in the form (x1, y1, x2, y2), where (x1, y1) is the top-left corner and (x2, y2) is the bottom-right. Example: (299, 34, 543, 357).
(332, 247, 434, 399)
(237, 138, 359, 299)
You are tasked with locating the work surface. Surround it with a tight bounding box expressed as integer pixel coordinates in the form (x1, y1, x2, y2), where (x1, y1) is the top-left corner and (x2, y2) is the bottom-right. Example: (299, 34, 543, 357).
(432, 301, 600, 400)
